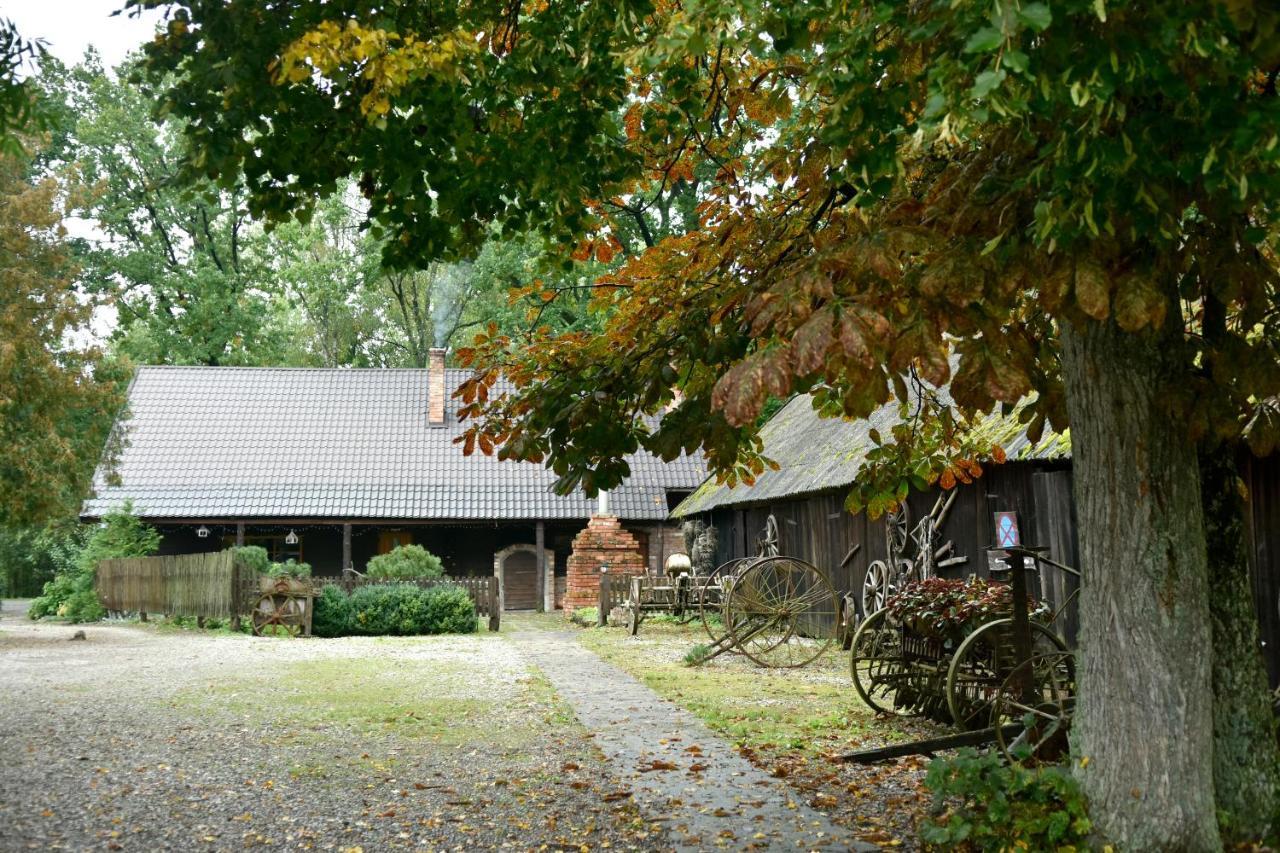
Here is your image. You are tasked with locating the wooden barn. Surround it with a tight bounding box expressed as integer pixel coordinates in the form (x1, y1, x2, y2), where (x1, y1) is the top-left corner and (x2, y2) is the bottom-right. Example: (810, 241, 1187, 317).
(673, 394, 1280, 686)
(81, 352, 704, 612)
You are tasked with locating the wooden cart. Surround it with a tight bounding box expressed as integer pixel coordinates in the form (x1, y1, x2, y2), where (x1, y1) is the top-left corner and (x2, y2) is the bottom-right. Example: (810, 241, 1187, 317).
(250, 575, 314, 637)
(850, 545, 1078, 763)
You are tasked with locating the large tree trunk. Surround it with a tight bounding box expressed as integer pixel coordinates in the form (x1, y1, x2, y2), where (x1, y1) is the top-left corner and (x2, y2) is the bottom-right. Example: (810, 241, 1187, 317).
(1201, 448, 1280, 842)
(1060, 314, 1220, 851)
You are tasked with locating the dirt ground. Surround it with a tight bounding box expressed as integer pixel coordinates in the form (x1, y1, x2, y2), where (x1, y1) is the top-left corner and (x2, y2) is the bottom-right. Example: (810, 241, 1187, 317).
(0, 603, 936, 851)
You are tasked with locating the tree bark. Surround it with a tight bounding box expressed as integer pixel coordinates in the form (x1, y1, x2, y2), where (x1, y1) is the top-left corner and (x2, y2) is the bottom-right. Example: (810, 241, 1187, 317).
(1200, 447, 1280, 842)
(1060, 313, 1220, 851)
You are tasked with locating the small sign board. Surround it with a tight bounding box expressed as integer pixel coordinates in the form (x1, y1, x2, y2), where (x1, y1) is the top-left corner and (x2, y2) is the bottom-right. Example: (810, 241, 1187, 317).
(994, 511, 1021, 548)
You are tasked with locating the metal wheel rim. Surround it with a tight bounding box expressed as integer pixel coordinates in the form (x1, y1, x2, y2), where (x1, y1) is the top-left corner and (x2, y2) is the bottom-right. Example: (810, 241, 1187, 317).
(727, 556, 837, 668)
(993, 651, 1076, 764)
(849, 607, 916, 717)
(945, 618, 1069, 730)
(699, 558, 750, 643)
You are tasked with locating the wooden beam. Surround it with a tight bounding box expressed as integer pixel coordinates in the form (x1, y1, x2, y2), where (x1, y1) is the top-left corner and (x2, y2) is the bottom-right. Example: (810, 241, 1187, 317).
(835, 725, 1022, 764)
(535, 521, 547, 613)
(235, 522, 245, 547)
(342, 523, 352, 577)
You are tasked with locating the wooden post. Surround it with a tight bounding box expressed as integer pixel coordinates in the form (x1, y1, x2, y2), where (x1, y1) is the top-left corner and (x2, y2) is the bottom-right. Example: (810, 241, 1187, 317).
(535, 521, 546, 613)
(488, 577, 500, 632)
(598, 572, 609, 627)
(341, 523, 353, 579)
(232, 523, 245, 633)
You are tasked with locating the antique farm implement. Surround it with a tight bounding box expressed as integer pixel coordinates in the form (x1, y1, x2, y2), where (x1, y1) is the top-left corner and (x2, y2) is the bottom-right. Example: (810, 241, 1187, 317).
(849, 519, 1080, 764)
(623, 516, 846, 667)
(680, 516, 846, 668)
(250, 574, 314, 637)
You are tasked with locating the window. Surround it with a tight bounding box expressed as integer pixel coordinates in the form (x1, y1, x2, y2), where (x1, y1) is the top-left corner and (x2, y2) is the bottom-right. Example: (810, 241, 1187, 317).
(222, 533, 303, 564)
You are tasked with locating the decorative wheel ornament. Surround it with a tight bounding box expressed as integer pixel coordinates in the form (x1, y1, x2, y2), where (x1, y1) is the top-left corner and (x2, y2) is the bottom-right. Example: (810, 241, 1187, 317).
(945, 618, 1070, 730)
(849, 607, 917, 716)
(251, 590, 306, 637)
(885, 504, 910, 559)
(723, 556, 837, 668)
(992, 651, 1077, 764)
(861, 560, 892, 616)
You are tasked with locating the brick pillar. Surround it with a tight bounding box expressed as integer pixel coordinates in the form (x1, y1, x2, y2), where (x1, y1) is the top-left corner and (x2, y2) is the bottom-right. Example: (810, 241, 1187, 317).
(565, 514, 646, 613)
(428, 347, 446, 426)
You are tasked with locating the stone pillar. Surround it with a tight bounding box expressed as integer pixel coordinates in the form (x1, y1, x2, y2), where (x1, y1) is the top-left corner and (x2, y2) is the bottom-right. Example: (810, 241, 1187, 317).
(564, 514, 646, 613)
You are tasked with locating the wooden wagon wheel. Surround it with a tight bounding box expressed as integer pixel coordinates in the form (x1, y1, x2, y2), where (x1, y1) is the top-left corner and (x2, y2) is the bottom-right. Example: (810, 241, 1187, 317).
(886, 503, 910, 560)
(992, 651, 1076, 764)
(945, 618, 1069, 730)
(251, 591, 305, 637)
(860, 557, 914, 617)
(849, 607, 917, 716)
(725, 556, 838, 668)
(698, 558, 750, 643)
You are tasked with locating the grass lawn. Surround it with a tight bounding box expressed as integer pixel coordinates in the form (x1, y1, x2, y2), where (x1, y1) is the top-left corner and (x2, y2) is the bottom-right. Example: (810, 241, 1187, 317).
(577, 616, 937, 756)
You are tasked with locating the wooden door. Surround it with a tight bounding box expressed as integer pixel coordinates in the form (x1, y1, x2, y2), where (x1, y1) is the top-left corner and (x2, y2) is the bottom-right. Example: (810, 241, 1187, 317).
(502, 551, 538, 610)
(378, 530, 414, 555)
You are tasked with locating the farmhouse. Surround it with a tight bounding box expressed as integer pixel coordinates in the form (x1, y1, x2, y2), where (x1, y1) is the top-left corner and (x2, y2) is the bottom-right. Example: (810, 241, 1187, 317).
(82, 350, 705, 611)
(673, 393, 1280, 686)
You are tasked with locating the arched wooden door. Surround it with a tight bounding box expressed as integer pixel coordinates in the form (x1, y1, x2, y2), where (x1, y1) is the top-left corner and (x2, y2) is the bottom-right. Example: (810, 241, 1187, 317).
(502, 550, 538, 610)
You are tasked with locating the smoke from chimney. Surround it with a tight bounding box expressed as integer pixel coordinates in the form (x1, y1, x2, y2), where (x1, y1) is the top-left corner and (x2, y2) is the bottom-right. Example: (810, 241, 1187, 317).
(431, 262, 473, 348)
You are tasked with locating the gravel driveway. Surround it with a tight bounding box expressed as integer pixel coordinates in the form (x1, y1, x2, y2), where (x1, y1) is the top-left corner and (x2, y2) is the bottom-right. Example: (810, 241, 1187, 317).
(0, 602, 664, 851)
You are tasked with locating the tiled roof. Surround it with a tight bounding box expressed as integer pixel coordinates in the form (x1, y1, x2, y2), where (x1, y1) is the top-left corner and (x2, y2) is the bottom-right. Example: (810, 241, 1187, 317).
(672, 392, 1070, 516)
(83, 367, 706, 521)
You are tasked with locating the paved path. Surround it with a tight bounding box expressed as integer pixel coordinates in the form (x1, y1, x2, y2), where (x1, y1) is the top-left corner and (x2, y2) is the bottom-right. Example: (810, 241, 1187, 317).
(513, 631, 875, 852)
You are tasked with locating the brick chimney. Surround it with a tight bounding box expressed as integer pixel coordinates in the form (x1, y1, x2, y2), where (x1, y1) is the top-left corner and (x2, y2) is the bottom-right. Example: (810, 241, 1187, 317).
(428, 347, 446, 427)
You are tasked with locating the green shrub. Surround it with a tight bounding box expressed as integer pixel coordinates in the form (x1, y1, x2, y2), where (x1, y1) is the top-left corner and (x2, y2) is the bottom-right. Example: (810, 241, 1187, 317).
(268, 558, 311, 578)
(232, 545, 270, 573)
(312, 585, 352, 638)
(346, 583, 476, 636)
(365, 544, 444, 580)
(233, 547, 310, 578)
(421, 584, 478, 634)
(28, 501, 159, 623)
(919, 749, 1091, 851)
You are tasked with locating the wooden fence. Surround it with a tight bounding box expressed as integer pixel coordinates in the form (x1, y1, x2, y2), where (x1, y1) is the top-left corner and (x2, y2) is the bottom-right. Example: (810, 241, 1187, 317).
(97, 551, 239, 619)
(597, 572, 642, 626)
(328, 574, 501, 632)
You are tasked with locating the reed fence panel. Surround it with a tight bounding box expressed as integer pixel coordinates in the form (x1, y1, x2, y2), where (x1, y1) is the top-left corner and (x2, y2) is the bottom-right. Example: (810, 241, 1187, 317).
(97, 551, 238, 619)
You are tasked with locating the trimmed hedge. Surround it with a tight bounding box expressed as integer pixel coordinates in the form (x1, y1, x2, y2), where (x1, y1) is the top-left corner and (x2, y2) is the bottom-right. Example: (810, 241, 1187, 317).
(313, 583, 477, 637)
(312, 585, 353, 638)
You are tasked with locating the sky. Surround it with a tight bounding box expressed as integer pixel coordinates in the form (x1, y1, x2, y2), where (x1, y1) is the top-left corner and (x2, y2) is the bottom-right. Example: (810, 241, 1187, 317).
(8, 0, 168, 71)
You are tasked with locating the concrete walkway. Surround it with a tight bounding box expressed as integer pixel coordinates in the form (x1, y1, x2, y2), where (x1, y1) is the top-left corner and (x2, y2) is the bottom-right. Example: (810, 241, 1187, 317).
(513, 631, 875, 851)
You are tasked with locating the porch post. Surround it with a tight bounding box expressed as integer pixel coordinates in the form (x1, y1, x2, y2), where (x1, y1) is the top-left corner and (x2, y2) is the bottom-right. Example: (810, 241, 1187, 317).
(342, 523, 353, 580)
(232, 523, 245, 632)
(535, 521, 547, 613)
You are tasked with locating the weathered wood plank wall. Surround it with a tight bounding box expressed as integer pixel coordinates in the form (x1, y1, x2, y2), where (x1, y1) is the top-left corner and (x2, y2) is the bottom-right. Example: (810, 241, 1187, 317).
(699, 461, 1080, 632)
(1245, 453, 1280, 688)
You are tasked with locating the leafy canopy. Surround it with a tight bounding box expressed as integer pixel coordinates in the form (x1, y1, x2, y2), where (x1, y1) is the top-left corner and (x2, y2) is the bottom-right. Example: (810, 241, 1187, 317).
(134, 1, 1280, 510)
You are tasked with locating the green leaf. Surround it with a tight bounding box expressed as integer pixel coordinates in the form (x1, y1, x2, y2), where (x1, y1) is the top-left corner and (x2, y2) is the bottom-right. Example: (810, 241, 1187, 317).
(963, 27, 1003, 53)
(1017, 3, 1052, 31)
(972, 69, 1007, 99)
(1002, 49, 1029, 73)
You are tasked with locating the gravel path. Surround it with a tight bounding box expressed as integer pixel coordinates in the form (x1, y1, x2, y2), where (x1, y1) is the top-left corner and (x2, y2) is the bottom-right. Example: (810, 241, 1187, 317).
(0, 603, 664, 851)
(513, 630, 876, 852)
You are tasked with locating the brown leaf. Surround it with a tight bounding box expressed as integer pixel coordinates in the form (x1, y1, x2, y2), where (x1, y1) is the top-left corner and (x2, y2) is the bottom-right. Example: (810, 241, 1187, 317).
(791, 308, 834, 376)
(1074, 259, 1111, 320)
(1112, 272, 1167, 332)
(838, 311, 874, 369)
